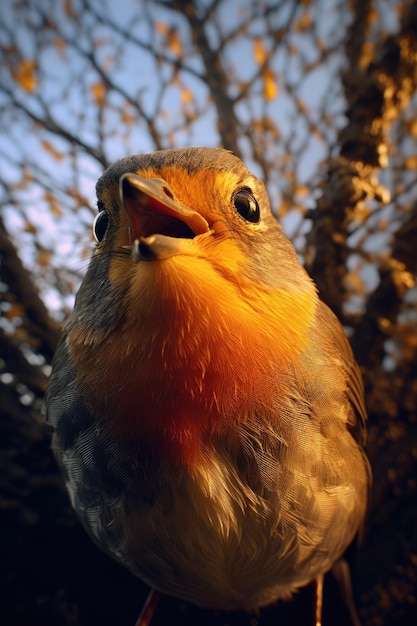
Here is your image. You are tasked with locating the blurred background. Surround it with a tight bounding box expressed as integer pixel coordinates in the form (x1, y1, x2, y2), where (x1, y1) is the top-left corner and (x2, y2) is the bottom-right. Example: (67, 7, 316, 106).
(1, 0, 416, 624)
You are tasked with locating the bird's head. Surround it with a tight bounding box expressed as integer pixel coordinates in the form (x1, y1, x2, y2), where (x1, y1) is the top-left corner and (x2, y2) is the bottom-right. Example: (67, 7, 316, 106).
(66, 148, 317, 463)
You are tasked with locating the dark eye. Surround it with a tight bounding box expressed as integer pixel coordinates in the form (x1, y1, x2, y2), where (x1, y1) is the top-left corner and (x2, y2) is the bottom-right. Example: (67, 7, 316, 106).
(233, 189, 260, 223)
(93, 210, 110, 242)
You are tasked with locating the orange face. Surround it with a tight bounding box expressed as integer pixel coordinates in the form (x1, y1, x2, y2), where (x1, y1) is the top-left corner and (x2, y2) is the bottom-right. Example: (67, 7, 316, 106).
(68, 152, 317, 465)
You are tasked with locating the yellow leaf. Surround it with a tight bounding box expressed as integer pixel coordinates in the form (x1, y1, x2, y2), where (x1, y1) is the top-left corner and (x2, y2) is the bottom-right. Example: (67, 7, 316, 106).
(38, 249, 52, 267)
(296, 97, 307, 114)
(11, 167, 33, 191)
(14, 59, 37, 92)
(181, 88, 193, 104)
(64, 0, 73, 17)
(41, 140, 64, 161)
(296, 185, 309, 198)
(359, 41, 375, 69)
(121, 109, 136, 125)
(3, 302, 25, 320)
(24, 221, 37, 234)
(263, 69, 278, 101)
(295, 12, 312, 31)
(155, 22, 169, 36)
(256, 116, 280, 140)
(44, 191, 63, 217)
(167, 29, 183, 57)
(55, 37, 66, 51)
(91, 82, 106, 105)
(346, 271, 365, 295)
(278, 199, 291, 218)
(253, 38, 266, 65)
(408, 119, 417, 138)
(156, 23, 182, 56)
(404, 155, 417, 170)
(353, 204, 372, 223)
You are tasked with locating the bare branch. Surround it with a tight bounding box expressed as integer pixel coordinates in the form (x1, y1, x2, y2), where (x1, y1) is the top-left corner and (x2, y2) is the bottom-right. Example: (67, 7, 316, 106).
(0, 216, 61, 360)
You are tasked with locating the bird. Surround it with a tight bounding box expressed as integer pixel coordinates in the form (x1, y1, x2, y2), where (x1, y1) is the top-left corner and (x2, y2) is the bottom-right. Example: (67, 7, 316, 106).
(46, 147, 370, 626)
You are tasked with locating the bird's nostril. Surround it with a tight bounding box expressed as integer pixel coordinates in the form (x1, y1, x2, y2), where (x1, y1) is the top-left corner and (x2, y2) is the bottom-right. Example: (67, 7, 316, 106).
(162, 186, 175, 200)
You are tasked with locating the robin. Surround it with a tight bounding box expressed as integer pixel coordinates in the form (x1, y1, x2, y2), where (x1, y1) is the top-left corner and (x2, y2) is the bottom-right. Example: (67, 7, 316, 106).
(46, 147, 370, 625)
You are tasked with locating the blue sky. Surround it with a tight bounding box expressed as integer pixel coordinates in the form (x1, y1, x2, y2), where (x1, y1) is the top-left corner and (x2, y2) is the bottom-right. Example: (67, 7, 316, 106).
(0, 0, 403, 317)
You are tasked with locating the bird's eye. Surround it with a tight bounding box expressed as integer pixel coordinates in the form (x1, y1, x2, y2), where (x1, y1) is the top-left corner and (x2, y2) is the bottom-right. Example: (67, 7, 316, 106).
(233, 189, 260, 223)
(93, 210, 110, 242)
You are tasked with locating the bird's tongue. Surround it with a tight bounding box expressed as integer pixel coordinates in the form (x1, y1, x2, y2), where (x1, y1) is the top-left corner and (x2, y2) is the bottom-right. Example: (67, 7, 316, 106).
(120, 173, 209, 240)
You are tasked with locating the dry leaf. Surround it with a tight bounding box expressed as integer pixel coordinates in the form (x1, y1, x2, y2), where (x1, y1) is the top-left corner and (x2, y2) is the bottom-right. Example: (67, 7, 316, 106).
(181, 88, 193, 104)
(263, 69, 278, 101)
(14, 59, 37, 92)
(55, 37, 66, 52)
(404, 155, 417, 170)
(254, 38, 266, 65)
(41, 140, 64, 161)
(3, 302, 24, 320)
(91, 82, 106, 105)
(295, 12, 312, 31)
(167, 29, 183, 57)
(155, 22, 169, 36)
(44, 191, 63, 217)
(64, 0, 73, 17)
(37, 249, 52, 267)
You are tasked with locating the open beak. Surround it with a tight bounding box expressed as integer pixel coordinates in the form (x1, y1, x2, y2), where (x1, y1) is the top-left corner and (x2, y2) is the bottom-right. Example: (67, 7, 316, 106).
(120, 173, 210, 260)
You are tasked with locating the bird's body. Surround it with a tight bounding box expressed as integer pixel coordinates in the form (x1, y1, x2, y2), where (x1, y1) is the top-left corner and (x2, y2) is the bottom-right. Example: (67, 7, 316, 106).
(46, 148, 369, 614)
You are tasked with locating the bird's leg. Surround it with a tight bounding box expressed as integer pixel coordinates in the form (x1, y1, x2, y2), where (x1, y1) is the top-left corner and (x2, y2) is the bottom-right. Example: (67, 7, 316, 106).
(134, 589, 161, 626)
(331, 558, 362, 626)
(314, 574, 324, 626)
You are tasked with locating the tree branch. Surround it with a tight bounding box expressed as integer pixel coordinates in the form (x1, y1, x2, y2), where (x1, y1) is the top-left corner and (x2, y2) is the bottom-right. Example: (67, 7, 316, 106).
(306, 0, 417, 321)
(0, 86, 108, 168)
(0, 216, 61, 361)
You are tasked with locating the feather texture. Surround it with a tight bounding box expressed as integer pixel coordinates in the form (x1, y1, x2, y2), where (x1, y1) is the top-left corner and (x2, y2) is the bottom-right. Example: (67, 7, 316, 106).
(46, 148, 370, 612)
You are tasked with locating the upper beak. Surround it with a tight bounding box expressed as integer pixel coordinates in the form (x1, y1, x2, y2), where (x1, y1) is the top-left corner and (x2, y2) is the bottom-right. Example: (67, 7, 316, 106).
(120, 173, 209, 240)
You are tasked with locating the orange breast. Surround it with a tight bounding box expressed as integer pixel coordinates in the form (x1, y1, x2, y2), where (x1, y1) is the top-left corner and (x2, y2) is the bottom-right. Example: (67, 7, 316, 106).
(69, 247, 317, 466)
